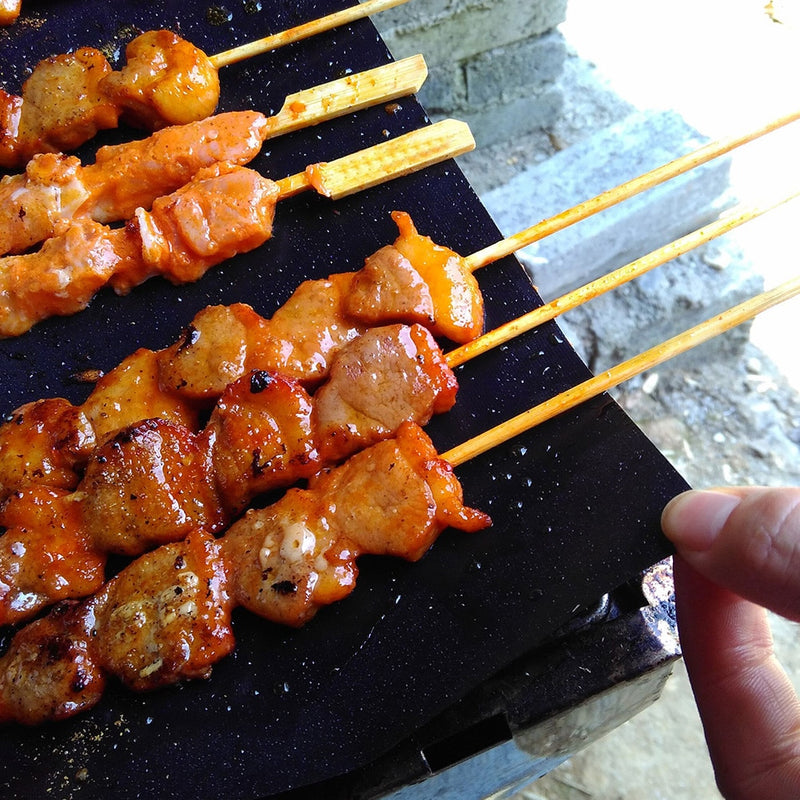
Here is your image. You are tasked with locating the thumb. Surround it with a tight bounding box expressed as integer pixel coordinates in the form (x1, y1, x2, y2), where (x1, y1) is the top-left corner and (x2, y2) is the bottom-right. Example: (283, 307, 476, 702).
(662, 487, 800, 621)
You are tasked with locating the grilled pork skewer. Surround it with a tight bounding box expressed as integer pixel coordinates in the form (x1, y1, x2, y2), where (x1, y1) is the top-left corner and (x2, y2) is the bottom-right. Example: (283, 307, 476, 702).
(0, 422, 490, 726)
(2, 270, 797, 727)
(0, 119, 474, 337)
(0, 322, 458, 625)
(0, 0, 411, 165)
(0, 207, 483, 509)
(0, 56, 427, 257)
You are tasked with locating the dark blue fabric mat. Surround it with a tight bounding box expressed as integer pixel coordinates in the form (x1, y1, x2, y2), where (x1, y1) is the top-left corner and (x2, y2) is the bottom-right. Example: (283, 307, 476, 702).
(0, 2, 687, 797)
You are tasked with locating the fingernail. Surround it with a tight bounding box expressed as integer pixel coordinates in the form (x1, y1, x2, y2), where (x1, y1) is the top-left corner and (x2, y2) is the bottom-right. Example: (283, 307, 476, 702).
(661, 490, 742, 551)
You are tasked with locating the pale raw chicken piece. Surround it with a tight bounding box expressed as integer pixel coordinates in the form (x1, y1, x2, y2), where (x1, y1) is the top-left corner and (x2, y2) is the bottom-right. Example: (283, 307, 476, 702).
(99, 30, 220, 130)
(0, 218, 130, 338)
(0, 153, 91, 256)
(83, 110, 269, 223)
(0, 600, 106, 725)
(0, 163, 279, 337)
(0, 397, 95, 502)
(14, 48, 120, 163)
(312, 323, 458, 462)
(205, 370, 321, 515)
(89, 530, 234, 692)
(81, 348, 200, 445)
(0, 486, 106, 626)
(0, 111, 269, 257)
(79, 418, 225, 556)
(111, 162, 279, 293)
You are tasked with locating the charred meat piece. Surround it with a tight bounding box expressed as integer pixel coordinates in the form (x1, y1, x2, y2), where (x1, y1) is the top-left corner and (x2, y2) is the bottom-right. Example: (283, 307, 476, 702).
(157, 303, 267, 402)
(0, 486, 106, 626)
(79, 419, 225, 556)
(0, 425, 488, 723)
(88, 530, 234, 693)
(262, 271, 367, 385)
(0, 397, 95, 502)
(81, 348, 200, 445)
(0, 600, 106, 726)
(221, 487, 359, 628)
(206, 370, 321, 516)
(12, 48, 120, 165)
(223, 422, 490, 626)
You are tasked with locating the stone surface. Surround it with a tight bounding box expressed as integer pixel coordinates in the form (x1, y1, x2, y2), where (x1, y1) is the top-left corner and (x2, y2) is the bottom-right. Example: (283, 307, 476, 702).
(374, 0, 568, 63)
(455, 86, 564, 148)
(481, 109, 735, 297)
(372, 0, 568, 145)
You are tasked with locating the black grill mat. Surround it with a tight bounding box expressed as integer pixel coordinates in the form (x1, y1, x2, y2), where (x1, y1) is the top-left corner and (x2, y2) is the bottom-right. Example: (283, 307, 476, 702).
(0, 2, 686, 797)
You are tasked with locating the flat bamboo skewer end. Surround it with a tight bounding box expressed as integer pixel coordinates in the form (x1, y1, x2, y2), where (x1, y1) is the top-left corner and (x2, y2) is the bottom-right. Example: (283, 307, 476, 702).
(210, 0, 414, 69)
(306, 119, 474, 200)
(275, 119, 474, 200)
(266, 55, 427, 140)
(443, 276, 800, 467)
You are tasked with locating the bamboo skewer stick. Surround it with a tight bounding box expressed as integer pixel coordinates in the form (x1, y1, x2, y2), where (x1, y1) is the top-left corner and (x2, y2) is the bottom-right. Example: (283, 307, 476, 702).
(266, 55, 427, 138)
(276, 118, 474, 200)
(464, 108, 800, 273)
(443, 275, 800, 467)
(210, 0, 413, 69)
(447, 188, 800, 368)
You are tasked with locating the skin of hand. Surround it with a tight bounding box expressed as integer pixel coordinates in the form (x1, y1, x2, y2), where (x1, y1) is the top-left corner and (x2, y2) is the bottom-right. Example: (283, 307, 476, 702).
(661, 486, 800, 800)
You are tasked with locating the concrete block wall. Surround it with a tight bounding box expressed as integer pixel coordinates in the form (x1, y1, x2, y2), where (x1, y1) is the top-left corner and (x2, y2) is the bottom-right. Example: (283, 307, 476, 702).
(372, 0, 568, 146)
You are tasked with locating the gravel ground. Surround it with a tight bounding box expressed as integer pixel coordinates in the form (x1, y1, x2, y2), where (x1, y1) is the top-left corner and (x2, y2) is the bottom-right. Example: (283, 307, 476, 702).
(454, 1, 800, 797)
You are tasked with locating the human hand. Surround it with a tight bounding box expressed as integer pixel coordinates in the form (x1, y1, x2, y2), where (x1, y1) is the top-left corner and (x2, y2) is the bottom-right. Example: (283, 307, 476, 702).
(661, 487, 800, 799)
